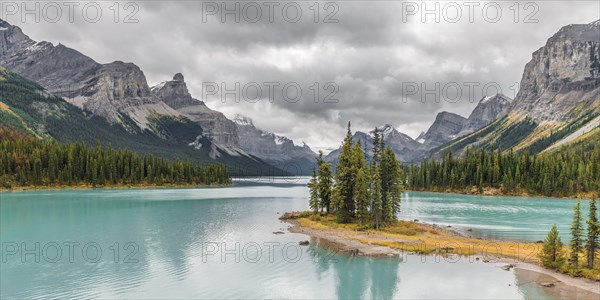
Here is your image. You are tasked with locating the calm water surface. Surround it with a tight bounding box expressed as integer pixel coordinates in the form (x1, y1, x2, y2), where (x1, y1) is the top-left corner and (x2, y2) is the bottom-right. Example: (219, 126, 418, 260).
(401, 191, 583, 242)
(0, 178, 581, 299)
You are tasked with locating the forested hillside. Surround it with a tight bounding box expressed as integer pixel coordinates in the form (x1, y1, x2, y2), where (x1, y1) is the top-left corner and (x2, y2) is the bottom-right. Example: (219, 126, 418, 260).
(407, 128, 600, 198)
(0, 67, 278, 176)
(0, 128, 230, 189)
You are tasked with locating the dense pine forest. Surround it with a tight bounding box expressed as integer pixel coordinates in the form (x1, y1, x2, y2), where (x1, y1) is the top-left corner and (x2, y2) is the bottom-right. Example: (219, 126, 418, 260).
(0, 128, 230, 189)
(406, 129, 600, 198)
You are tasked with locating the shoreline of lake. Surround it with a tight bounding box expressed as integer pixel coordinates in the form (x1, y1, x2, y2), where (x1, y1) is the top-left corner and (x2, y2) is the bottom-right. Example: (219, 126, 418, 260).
(0, 182, 231, 193)
(406, 188, 598, 200)
(282, 214, 600, 297)
(4, 180, 595, 200)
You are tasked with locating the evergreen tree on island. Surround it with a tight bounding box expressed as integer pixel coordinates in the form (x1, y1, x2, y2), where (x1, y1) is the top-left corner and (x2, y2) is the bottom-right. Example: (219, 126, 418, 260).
(371, 164, 383, 229)
(307, 122, 403, 229)
(308, 168, 320, 213)
(585, 198, 599, 269)
(316, 151, 333, 213)
(333, 122, 357, 223)
(381, 147, 402, 222)
(540, 224, 565, 270)
(354, 159, 370, 227)
(569, 200, 584, 269)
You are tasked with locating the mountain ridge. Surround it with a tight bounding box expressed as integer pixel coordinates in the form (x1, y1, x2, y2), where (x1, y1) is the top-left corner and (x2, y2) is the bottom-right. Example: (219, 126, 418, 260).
(433, 20, 600, 157)
(233, 114, 317, 175)
(0, 19, 282, 175)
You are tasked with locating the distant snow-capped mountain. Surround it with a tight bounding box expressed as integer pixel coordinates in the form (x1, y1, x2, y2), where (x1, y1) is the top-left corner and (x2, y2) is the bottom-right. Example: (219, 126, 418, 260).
(324, 124, 423, 166)
(234, 114, 317, 175)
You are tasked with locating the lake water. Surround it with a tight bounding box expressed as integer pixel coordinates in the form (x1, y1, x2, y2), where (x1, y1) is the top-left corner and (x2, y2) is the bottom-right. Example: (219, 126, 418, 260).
(0, 178, 585, 299)
(401, 192, 583, 242)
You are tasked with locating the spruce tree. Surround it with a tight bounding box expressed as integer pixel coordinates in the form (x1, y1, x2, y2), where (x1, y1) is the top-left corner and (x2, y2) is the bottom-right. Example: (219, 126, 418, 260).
(585, 199, 599, 269)
(308, 168, 320, 213)
(569, 200, 584, 269)
(350, 139, 369, 226)
(372, 128, 383, 164)
(316, 151, 333, 213)
(333, 122, 356, 223)
(381, 147, 402, 223)
(355, 168, 370, 226)
(371, 165, 383, 229)
(539, 224, 565, 269)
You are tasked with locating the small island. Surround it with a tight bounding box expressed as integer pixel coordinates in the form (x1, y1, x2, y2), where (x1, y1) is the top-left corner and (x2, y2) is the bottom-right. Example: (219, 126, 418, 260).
(282, 123, 599, 295)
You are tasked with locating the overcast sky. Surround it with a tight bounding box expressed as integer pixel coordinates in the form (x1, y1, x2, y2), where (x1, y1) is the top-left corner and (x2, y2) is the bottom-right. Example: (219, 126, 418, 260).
(4, 1, 599, 152)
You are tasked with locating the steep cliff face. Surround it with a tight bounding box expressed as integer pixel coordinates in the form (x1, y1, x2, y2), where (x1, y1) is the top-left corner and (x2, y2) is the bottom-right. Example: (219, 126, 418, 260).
(418, 112, 467, 147)
(0, 67, 210, 159)
(431, 20, 600, 157)
(0, 19, 277, 175)
(151, 74, 240, 147)
(234, 114, 316, 174)
(0, 19, 179, 130)
(509, 20, 600, 121)
(0, 19, 100, 90)
(459, 93, 512, 136)
(71, 62, 181, 129)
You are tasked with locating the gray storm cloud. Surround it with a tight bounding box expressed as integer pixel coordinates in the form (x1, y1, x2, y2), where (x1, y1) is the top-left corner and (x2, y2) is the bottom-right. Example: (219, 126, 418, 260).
(4, 0, 599, 152)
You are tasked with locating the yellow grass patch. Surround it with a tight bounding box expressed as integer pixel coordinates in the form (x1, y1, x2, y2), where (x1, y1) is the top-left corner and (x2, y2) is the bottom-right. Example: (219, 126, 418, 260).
(285, 212, 600, 281)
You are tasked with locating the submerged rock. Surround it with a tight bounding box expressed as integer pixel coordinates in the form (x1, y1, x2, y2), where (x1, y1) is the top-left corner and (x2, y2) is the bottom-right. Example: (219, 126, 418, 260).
(500, 264, 515, 271)
(540, 282, 555, 288)
(299, 240, 310, 246)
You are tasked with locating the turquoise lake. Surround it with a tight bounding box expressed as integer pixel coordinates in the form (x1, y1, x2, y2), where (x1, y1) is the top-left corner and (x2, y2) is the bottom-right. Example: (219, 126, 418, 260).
(0, 178, 588, 299)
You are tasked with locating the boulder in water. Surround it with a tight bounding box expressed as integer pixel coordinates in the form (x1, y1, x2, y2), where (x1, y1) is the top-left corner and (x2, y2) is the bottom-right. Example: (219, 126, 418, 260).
(500, 264, 514, 271)
(540, 282, 555, 287)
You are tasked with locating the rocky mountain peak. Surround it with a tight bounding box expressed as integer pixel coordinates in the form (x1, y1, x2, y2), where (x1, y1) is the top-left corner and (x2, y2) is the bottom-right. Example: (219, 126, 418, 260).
(458, 93, 512, 136)
(324, 124, 423, 165)
(234, 115, 316, 174)
(151, 73, 197, 110)
(71, 60, 181, 128)
(233, 114, 254, 126)
(419, 111, 467, 147)
(480, 93, 511, 105)
(374, 124, 396, 136)
(0, 18, 181, 129)
(0, 19, 33, 52)
(550, 19, 600, 44)
(416, 131, 426, 143)
(151, 73, 240, 147)
(0, 19, 100, 90)
(508, 20, 600, 121)
(173, 73, 184, 81)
